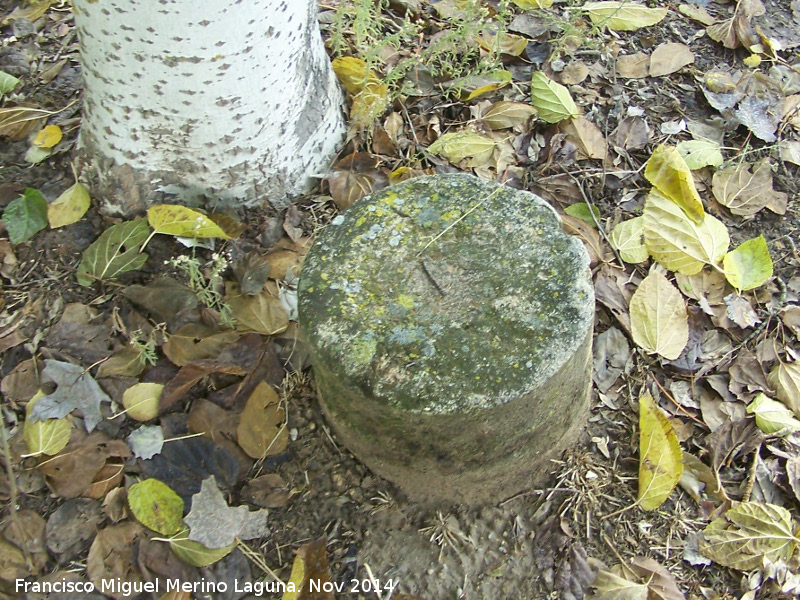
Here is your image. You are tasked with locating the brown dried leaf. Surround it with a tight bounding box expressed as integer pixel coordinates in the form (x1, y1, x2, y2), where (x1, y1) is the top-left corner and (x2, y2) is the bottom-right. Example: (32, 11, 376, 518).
(236, 381, 287, 459)
(616, 52, 650, 78)
(87, 522, 145, 600)
(649, 43, 694, 77)
(560, 117, 607, 160)
(162, 323, 240, 367)
(712, 159, 787, 216)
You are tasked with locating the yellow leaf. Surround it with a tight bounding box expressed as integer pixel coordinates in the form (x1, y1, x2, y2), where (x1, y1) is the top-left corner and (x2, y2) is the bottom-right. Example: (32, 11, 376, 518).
(722, 235, 773, 291)
(32, 124, 62, 149)
(530, 72, 579, 123)
(584, 1, 668, 31)
(747, 393, 800, 435)
(644, 145, 704, 223)
(48, 182, 91, 228)
(610, 216, 648, 263)
(331, 57, 379, 95)
(630, 270, 689, 360)
(427, 130, 496, 165)
(23, 391, 72, 457)
(350, 81, 389, 130)
(122, 383, 163, 421)
(477, 32, 529, 56)
(1, 0, 54, 26)
(512, 0, 553, 8)
(638, 392, 683, 510)
(643, 189, 729, 275)
(281, 549, 306, 600)
(147, 204, 232, 239)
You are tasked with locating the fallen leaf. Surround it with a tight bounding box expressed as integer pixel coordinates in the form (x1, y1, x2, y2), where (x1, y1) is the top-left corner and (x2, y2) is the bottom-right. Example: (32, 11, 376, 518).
(530, 72, 579, 123)
(679, 3, 715, 26)
(32, 124, 62, 148)
(87, 522, 145, 600)
(427, 130, 496, 165)
(649, 43, 694, 77)
(630, 271, 689, 360)
(768, 362, 800, 417)
(560, 116, 607, 160)
(676, 139, 723, 170)
(584, 1, 667, 31)
(350, 81, 390, 130)
(722, 235, 773, 291)
(30, 360, 111, 432)
(638, 392, 683, 510)
(147, 205, 233, 239)
(167, 525, 235, 567)
(610, 217, 648, 264)
(237, 381, 288, 459)
(712, 159, 787, 217)
(590, 556, 685, 600)
(96, 345, 147, 378)
(644, 145, 704, 223)
(242, 474, 292, 509)
(481, 101, 537, 130)
(512, 0, 553, 8)
(700, 502, 798, 570)
(122, 276, 198, 322)
(128, 478, 184, 536)
(282, 537, 334, 600)
(48, 182, 91, 228)
(2, 188, 48, 245)
(184, 476, 270, 548)
(0, 70, 19, 97)
(121, 382, 163, 422)
(616, 52, 650, 78)
(747, 393, 800, 435)
(163, 323, 240, 367)
(724, 293, 760, 329)
(331, 56, 378, 95)
(643, 190, 729, 275)
(226, 282, 289, 335)
(126, 425, 164, 460)
(23, 391, 71, 457)
(76, 218, 150, 286)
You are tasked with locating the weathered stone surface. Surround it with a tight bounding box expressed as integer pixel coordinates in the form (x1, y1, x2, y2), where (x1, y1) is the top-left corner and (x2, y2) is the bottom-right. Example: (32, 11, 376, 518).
(299, 174, 594, 503)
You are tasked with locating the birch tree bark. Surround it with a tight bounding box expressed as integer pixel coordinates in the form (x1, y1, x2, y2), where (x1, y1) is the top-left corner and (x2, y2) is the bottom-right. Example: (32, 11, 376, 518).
(73, 0, 346, 215)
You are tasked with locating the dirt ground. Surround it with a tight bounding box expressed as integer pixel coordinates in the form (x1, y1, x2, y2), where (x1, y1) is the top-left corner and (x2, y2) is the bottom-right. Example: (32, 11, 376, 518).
(2, 1, 800, 599)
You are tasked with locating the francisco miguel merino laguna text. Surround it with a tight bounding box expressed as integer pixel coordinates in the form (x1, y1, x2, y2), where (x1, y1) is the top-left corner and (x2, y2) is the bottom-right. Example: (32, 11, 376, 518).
(16, 578, 298, 596)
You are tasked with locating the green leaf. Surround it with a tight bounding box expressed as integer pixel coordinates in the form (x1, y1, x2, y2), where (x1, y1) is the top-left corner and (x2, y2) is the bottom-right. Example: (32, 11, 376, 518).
(512, 0, 553, 9)
(638, 392, 683, 510)
(584, 1, 668, 31)
(563, 202, 600, 226)
(128, 478, 184, 536)
(643, 189, 729, 275)
(610, 217, 648, 263)
(530, 72, 578, 123)
(700, 502, 799, 570)
(0, 71, 20, 97)
(76, 218, 150, 286)
(2, 188, 48, 245)
(746, 393, 800, 435)
(168, 526, 235, 567)
(676, 139, 724, 169)
(722, 235, 773, 291)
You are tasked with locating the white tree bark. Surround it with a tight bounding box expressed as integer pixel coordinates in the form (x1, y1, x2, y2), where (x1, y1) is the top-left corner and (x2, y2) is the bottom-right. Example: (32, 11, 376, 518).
(73, 0, 346, 215)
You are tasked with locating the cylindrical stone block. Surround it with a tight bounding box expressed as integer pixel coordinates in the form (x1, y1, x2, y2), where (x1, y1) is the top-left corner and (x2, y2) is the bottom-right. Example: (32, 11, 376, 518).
(298, 174, 594, 504)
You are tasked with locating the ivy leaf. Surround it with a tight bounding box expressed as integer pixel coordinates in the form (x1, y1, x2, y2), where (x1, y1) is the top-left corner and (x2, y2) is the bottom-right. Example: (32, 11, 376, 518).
(128, 478, 184, 536)
(722, 235, 773, 291)
(630, 270, 689, 360)
(584, 1, 668, 31)
(530, 72, 578, 123)
(76, 218, 150, 286)
(2, 188, 48, 245)
(644, 144, 704, 223)
(610, 217, 648, 264)
(643, 189, 729, 275)
(700, 502, 799, 570)
(638, 392, 683, 510)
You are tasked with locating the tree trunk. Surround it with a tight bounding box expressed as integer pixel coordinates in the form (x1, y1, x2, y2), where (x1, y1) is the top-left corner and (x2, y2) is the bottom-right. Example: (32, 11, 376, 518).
(72, 0, 346, 216)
